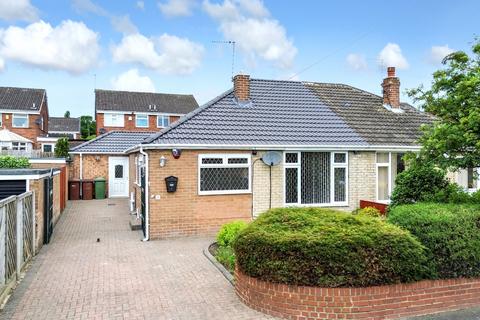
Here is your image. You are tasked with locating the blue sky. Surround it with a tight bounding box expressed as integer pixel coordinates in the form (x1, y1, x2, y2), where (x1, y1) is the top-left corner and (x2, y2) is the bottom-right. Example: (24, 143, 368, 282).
(0, 0, 478, 117)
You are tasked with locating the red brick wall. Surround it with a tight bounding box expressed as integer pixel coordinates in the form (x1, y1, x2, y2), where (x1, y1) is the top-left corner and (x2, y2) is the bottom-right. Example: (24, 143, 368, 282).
(147, 150, 252, 239)
(235, 269, 480, 320)
(1, 99, 49, 148)
(96, 113, 181, 135)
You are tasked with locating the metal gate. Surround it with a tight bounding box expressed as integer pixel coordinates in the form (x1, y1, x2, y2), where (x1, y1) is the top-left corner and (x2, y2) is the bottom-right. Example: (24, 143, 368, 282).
(43, 175, 54, 244)
(140, 166, 146, 237)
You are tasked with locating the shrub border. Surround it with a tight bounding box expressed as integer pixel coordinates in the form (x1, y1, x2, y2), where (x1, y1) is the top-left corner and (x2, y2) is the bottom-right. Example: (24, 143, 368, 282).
(235, 267, 480, 320)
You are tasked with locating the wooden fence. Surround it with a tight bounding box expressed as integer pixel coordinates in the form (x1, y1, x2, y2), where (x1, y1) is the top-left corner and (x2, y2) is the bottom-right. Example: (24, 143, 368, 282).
(0, 192, 35, 301)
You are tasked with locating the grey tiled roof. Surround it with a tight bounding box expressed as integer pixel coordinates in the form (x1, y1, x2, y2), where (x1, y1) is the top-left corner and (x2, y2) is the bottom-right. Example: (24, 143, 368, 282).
(0, 87, 45, 111)
(304, 83, 434, 146)
(49, 117, 80, 132)
(145, 79, 432, 148)
(95, 89, 198, 114)
(71, 131, 154, 153)
(145, 79, 366, 146)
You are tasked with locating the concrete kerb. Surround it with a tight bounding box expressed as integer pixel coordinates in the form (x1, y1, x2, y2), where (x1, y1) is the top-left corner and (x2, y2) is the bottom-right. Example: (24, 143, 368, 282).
(203, 242, 235, 286)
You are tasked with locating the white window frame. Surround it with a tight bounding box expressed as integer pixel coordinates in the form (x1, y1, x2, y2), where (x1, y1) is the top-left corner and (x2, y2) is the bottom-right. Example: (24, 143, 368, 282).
(198, 154, 251, 195)
(42, 143, 55, 153)
(0, 113, 2, 127)
(12, 113, 28, 128)
(376, 152, 392, 203)
(135, 114, 149, 128)
(467, 167, 480, 193)
(157, 115, 170, 128)
(12, 142, 27, 151)
(104, 113, 124, 127)
(283, 151, 348, 207)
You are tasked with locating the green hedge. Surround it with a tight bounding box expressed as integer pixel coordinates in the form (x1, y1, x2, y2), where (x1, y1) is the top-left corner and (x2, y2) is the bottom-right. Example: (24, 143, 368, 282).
(234, 207, 429, 287)
(216, 220, 248, 247)
(388, 203, 480, 279)
(0, 156, 30, 168)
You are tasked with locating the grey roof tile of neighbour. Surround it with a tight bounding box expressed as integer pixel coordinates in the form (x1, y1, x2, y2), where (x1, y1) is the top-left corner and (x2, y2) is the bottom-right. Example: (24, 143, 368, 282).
(49, 117, 80, 132)
(95, 89, 199, 114)
(304, 82, 434, 146)
(145, 79, 367, 146)
(71, 131, 154, 153)
(0, 87, 45, 111)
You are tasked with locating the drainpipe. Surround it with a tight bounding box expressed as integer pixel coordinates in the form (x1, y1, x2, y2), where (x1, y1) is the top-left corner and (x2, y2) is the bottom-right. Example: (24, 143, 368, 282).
(79, 153, 83, 198)
(139, 146, 149, 241)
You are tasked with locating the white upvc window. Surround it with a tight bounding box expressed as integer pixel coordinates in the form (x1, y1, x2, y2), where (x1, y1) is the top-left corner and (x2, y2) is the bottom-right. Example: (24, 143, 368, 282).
(0, 113, 2, 127)
(376, 152, 405, 202)
(467, 168, 479, 192)
(12, 114, 28, 128)
(104, 113, 124, 127)
(284, 152, 348, 206)
(198, 154, 251, 195)
(136, 114, 149, 128)
(157, 115, 170, 128)
(12, 142, 27, 151)
(42, 143, 55, 153)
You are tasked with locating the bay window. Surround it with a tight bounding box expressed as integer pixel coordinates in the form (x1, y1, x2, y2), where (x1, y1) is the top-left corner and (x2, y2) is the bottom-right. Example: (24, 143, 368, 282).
(12, 114, 28, 128)
(284, 152, 348, 206)
(198, 154, 251, 195)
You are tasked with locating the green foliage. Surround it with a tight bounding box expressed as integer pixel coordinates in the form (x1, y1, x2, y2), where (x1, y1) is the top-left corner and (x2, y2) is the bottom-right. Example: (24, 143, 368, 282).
(390, 158, 450, 206)
(215, 246, 236, 273)
(80, 115, 96, 139)
(234, 207, 429, 287)
(355, 206, 382, 218)
(86, 135, 96, 140)
(217, 220, 248, 247)
(408, 39, 480, 170)
(388, 203, 480, 279)
(54, 137, 69, 158)
(64, 110, 70, 118)
(0, 156, 30, 168)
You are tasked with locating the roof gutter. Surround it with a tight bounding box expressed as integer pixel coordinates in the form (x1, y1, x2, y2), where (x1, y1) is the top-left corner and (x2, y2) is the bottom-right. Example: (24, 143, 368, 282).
(126, 143, 422, 153)
(139, 146, 149, 242)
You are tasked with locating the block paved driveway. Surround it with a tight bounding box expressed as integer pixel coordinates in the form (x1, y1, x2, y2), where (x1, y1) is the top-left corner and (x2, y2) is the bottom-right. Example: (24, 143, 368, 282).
(0, 199, 272, 320)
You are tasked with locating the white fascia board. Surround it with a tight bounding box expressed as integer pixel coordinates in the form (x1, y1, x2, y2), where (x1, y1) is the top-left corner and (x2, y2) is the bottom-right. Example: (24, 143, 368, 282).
(0, 109, 40, 115)
(127, 143, 422, 153)
(29, 159, 66, 164)
(97, 110, 185, 117)
(0, 172, 60, 180)
(69, 151, 126, 155)
(37, 137, 59, 142)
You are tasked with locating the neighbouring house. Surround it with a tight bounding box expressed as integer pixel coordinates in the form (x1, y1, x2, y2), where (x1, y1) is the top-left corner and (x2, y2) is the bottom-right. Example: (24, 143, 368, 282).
(37, 117, 82, 153)
(94, 89, 199, 135)
(0, 128, 33, 152)
(0, 87, 49, 149)
(69, 131, 153, 198)
(127, 68, 435, 239)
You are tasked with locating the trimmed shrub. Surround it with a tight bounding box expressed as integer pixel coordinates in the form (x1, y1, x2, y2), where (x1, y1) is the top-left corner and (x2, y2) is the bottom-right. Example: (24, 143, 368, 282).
(217, 220, 248, 247)
(0, 156, 30, 168)
(54, 137, 69, 158)
(388, 203, 480, 279)
(355, 206, 382, 218)
(234, 207, 429, 287)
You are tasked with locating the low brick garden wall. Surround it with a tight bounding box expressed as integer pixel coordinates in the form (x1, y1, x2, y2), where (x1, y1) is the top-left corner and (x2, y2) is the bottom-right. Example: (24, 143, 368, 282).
(235, 268, 480, 320)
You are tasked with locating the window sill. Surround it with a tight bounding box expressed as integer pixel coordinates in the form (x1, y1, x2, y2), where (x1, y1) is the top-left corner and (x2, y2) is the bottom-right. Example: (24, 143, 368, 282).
(199, 190, 252, 196)
(284, 202, 349, 208)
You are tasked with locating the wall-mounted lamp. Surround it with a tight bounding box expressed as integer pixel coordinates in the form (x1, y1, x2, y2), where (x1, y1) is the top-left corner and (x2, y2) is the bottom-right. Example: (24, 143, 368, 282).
(160, 156, 167, 167)
(95, 156, 101, 161)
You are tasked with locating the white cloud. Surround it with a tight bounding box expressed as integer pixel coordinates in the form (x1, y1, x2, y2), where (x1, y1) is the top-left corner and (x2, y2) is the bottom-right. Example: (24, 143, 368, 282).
(377, 43, 409, 69)
(112, 33, 204, 75)
(111, 69, 156, 92)
(0, 57, 4, 72)
(429, 45, 455, 64)
(0, 20, 100, 74)
(0, 0, 39, 22)
(73, 0, 137, 35)
(158, 0, 196, 17)
(346, 53, 367, 71)
(203, 0, 297, 69)
(137, 1, 145, 10)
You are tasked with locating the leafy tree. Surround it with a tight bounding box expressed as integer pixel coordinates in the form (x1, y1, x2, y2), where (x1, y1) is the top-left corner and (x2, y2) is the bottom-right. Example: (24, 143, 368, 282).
(408, 39, 480, 170)
(64, 110, 70, 118)
(54, 137, 69, 158)
(0, 156, 30, 168)
(80, 115, 96, 138)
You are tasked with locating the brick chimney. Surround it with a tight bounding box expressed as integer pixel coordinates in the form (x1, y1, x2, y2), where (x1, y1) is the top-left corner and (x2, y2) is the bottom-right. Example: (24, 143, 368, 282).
(233, 74, 250, 101)
(382, 67, 400, 108)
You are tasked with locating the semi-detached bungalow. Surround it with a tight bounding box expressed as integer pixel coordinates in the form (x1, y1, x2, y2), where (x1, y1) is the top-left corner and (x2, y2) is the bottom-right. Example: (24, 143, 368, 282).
(70, 68, 478, 240)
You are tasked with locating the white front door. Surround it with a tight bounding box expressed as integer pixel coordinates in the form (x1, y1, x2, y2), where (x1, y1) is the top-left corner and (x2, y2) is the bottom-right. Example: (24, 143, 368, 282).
(108, 156, 129, 197)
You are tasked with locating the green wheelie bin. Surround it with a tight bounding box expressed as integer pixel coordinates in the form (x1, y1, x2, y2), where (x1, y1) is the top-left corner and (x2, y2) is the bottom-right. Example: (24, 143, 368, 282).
(94, 177, 106, 199)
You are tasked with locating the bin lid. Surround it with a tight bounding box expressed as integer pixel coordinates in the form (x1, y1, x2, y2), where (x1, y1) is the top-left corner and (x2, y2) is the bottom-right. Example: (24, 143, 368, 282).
(94, 177, 106, 182)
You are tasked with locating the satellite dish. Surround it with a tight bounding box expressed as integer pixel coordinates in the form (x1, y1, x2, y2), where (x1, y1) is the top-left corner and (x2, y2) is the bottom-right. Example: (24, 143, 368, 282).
(262, 151, 282, 166)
